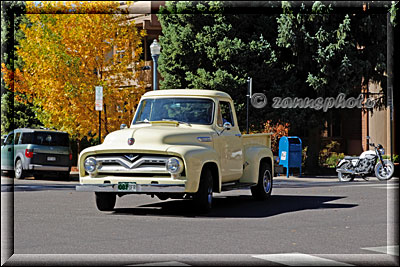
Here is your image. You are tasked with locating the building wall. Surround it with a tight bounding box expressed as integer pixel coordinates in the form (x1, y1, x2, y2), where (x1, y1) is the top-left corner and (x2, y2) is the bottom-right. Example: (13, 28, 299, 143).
(367, 82, 392, 155)
(341, 108, 363, 155)
(119, 1, 165, 90)
(369, 108, 389, 151)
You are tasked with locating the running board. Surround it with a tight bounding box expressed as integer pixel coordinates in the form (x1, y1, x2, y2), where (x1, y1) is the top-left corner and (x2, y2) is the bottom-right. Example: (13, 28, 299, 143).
(221, 182, 256, 191)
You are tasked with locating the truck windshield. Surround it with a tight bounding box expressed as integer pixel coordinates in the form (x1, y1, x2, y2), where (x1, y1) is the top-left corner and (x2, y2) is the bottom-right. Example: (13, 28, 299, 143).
(133, 98, 214, 125)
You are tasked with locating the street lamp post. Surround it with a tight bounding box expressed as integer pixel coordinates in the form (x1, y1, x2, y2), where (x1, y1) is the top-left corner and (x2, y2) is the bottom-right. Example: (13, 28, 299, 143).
(150, 39, 161, 90)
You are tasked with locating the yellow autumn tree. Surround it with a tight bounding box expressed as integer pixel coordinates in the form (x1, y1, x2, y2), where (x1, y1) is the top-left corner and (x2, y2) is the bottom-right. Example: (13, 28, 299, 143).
(8, 1, 146, 142)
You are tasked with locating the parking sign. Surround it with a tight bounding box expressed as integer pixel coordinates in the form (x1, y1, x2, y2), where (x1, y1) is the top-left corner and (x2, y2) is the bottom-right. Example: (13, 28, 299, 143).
(95, 86, 103, 111)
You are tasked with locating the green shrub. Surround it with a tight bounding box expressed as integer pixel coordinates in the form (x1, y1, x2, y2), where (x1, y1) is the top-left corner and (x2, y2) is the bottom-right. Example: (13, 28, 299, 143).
(319, 140, 342, 167)
(382, 154, 399, 163)
(325, 152, 345, 168)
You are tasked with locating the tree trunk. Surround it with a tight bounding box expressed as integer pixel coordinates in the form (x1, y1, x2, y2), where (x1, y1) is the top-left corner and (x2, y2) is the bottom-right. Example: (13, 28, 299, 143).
(305, 126, 321, 174)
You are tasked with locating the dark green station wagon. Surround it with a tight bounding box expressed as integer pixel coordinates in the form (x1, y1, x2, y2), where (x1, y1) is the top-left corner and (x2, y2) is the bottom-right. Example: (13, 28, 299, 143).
(1, 128, 72, 179)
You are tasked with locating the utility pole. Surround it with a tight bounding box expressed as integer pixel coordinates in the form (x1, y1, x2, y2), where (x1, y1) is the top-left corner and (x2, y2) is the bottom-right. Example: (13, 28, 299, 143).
(246, 77, 252, 134)
(95, 86, 103, 144)
(387, 13, 394, 162)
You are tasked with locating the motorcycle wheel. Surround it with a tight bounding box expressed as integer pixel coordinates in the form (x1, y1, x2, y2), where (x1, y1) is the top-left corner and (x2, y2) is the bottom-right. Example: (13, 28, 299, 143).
(337, 162, 355, 182)
(338, 172, 355, 182)
(375, 160, 395, 181)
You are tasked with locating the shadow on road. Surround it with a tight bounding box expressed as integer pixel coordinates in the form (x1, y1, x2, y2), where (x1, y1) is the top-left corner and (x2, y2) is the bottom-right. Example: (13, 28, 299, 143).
(112, 195, 358, 218)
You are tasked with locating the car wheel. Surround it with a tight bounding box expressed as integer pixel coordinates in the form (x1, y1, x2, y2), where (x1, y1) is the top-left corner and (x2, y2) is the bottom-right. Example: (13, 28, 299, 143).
(194, 168, 213, 213)
(14, 159, 25, 179)
(251, 161, 273, 200)
(95, 192, 116, 211)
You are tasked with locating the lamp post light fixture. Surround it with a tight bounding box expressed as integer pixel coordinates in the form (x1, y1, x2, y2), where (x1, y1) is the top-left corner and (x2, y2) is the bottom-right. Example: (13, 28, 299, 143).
(150, 39, 161, 90)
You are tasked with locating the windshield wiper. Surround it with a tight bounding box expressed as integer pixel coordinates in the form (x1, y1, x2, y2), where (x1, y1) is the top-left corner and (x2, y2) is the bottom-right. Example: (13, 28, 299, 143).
(135, 120, 150, 124)
(162, 119, 192, 126)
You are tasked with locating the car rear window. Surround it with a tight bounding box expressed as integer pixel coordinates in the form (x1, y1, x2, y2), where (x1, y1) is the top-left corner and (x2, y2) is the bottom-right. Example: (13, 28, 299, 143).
(32, 132, 69, 146)
(21, 133, 34, 144)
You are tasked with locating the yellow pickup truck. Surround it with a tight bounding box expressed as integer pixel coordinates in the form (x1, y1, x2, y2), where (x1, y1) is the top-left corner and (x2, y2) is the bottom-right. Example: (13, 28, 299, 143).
(76, 89, 273, 213)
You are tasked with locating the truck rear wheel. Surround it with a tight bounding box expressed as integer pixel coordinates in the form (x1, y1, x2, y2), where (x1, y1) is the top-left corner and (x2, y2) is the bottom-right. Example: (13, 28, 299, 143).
(194, 168, 213, 213)
(251, 161, 273, 200)
(95, 192, 116, 211)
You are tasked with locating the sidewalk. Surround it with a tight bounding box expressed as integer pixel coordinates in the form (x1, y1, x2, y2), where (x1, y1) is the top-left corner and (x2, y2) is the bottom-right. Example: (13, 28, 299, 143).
(274, 174, 339, 183)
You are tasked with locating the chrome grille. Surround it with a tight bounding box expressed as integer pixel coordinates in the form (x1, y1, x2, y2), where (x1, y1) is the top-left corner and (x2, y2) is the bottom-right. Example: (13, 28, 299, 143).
(91, 154, 169, 174)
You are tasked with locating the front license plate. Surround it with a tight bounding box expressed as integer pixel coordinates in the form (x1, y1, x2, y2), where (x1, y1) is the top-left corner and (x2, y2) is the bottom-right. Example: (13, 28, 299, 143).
(47, 156, 56, 161)
(118, 182, 137, 191)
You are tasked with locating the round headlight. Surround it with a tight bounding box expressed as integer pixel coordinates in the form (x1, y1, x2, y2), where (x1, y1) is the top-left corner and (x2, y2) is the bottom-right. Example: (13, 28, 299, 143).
(84, 157, 97, 173)
(166, 157, 184, 174)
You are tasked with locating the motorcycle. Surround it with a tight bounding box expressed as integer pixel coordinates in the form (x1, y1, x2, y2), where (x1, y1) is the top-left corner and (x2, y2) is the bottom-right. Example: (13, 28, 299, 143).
(336, 137, 395, 182)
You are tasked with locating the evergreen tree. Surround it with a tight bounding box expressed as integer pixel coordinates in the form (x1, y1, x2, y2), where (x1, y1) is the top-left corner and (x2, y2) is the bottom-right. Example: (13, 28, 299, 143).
(157, 1, 279, 127)
(157, 1, 390, 172)
(274, 2, 387, 170)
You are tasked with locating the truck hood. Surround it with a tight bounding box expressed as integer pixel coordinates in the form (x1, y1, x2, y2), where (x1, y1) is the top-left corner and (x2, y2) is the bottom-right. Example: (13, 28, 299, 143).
(88, 123, 214, 153)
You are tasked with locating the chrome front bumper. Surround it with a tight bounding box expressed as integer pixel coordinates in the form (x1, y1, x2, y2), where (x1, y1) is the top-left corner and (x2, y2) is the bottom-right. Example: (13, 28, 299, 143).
(29, 165, 70, 171)
(76, 183, 186, 193)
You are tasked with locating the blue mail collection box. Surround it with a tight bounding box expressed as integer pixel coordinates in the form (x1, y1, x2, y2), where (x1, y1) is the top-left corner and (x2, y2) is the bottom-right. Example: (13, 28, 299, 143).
(278, 136, 302, 177)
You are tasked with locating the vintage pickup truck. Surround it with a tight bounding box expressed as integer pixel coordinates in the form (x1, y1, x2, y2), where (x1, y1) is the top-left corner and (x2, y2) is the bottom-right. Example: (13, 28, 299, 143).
(76, 89, 274, 213)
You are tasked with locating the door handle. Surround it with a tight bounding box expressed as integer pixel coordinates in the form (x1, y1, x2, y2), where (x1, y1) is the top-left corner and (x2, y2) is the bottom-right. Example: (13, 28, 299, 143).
(8, 148, 11, 151)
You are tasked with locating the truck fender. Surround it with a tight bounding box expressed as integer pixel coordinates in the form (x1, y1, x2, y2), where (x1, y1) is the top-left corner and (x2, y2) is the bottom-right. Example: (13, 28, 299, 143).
(240, 145, 274, 184)
(166, 145, 221, 193)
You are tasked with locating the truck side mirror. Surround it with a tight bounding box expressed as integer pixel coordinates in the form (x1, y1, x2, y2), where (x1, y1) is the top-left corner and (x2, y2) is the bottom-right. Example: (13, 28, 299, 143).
(218, 122, 232, 136)
(223, 122, 232, 131)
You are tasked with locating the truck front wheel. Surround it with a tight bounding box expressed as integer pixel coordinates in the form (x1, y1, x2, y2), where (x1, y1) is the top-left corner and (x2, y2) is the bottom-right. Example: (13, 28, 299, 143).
(194, 168, 213, 213)
(95, 192, 116, 211)
(251, 162, 273, 200)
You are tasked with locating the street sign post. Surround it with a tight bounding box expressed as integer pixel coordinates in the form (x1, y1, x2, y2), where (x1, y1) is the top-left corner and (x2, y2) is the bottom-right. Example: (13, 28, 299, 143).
(95, 86, 103, 111)
(95, 86, 103, 144)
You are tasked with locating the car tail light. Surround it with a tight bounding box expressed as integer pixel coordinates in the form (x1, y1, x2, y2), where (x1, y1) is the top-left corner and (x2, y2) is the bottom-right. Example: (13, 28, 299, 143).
(69, 152, 73, 161)
(25, 149, 33, 158)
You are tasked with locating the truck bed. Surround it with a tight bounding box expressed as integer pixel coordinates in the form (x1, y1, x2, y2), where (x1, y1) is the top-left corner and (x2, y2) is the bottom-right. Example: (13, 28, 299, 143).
(242, 133, 272, 149)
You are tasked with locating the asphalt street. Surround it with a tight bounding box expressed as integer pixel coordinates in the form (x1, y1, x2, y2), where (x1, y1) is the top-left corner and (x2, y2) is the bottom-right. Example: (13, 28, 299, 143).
(1, 174, 399, 266)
